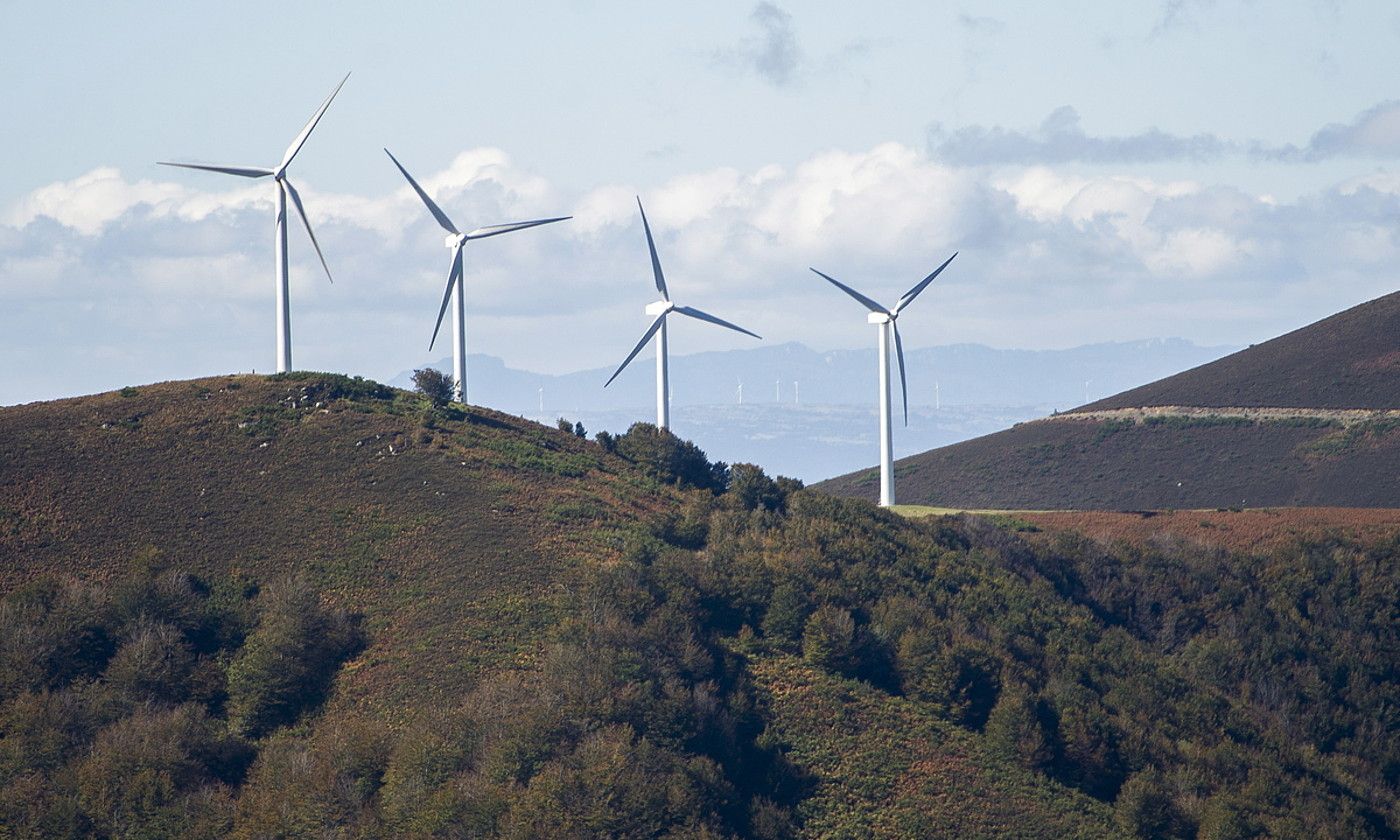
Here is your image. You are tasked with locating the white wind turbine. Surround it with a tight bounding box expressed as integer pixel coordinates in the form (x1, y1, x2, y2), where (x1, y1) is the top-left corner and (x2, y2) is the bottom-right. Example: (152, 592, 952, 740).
(811, 253, 958, 507)
(384, 149, 570, 404)
(605, 199, 761, 429)
(159, 73, 350, 374)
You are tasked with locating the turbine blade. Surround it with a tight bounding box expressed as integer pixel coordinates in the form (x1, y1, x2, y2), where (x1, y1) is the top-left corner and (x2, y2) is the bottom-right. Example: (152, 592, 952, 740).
(464, 216, 571, 240)
(279, 72, 350, 171)
(895, 252, 958, 314)
(892, 321, 909, 426)
(637, 198, 668, 300)
(672, 305, 761, 340)
(157, 162, 273, 178)
(810, 268, 887, 314)
(429, 247, 464, 351)
(384, 148, 458, 235)
(604, 312, 668, 387)
(281, 179, 332, 284)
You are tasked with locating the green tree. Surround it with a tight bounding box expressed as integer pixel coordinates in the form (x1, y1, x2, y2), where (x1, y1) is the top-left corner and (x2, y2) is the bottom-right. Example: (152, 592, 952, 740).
(1114, 769, 1186, 839)
(225, 578, 361, 738)
(614, 423, 726, 492)
(103, 620, 195, 707)
(762, 583, 810, 645)
(802, 605, 857, 674)
(412, 368, 455, 407)
(984, 683, 1052, 771)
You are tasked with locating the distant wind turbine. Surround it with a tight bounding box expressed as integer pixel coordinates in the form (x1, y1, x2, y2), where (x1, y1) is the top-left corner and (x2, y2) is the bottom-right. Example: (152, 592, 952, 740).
(160, 73, 350, 373)
(811, 252, 958, 506)
(736, 378, 744, 405)
(605, 199, 761, 429)
(384, 149, 569, 404)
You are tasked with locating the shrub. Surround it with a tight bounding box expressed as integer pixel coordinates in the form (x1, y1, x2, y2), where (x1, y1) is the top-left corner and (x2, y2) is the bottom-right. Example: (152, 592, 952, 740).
(412, 368, 455, 407)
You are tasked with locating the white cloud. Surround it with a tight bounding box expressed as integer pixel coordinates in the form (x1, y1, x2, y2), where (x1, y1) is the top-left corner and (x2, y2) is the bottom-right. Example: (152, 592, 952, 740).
(2, 142, 1397, 406)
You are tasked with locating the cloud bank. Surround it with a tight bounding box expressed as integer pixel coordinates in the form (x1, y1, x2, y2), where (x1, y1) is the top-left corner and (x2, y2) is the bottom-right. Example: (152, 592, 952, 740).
(4, 128, 1399, 406)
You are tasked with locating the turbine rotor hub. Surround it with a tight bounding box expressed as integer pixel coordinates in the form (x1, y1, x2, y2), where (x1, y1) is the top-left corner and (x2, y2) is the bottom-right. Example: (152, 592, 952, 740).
(645, 300, 674, 316)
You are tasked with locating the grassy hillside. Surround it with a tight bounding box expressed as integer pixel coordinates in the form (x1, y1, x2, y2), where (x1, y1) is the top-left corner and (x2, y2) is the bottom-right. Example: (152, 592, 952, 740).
(1, 373, 670, 715)
(1, 375, 1396, 837)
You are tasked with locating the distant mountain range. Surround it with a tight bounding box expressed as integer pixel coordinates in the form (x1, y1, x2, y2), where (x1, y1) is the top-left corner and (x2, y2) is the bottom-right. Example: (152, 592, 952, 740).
(389, 338, 1237, 482)
(819, 291, 1400, 507)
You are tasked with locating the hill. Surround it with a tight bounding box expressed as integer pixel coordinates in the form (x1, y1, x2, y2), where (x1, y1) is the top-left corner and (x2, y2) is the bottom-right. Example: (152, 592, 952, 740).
(1, 375, 1396, 837)
(818, 291, 1400, 508)
(1080, 290, 1400, 411)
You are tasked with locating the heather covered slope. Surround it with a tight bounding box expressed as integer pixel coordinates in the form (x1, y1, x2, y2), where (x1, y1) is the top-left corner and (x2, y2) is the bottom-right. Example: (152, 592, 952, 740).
(818, 291, 1400, 508)
(818, 414, 1400, 508)
(1079, 290, 1400, 411)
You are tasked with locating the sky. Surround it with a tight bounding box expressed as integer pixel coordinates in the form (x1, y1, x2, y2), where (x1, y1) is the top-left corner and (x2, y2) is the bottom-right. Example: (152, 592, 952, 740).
(4, 0, 1400, 406)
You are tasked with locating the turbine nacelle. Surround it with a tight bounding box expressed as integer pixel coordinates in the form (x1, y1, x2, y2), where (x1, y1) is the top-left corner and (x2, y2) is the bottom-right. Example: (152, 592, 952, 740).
(446, 233, 466, 249)
(605, 198, 761, 396)
(867, 311, 893, 325)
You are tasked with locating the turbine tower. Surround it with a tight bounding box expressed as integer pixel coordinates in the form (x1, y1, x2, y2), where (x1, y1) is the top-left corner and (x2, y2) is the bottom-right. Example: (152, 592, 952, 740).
(606, 199, 761, 429)
(384, 149, 569, 404)
(811, 253, 957, 507)
(160, 73, 350, 374)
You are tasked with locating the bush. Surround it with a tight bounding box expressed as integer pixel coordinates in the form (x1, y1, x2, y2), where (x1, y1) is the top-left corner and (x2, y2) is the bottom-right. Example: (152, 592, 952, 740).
(412, 368, 456, 407)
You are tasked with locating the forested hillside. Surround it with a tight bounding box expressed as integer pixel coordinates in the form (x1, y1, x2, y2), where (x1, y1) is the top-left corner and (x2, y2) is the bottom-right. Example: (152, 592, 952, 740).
(1, 375, 1395, 837)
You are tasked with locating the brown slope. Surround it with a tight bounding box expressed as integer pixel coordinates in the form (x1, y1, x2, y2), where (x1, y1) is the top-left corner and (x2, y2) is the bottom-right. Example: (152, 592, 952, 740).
(1077, 290, 1400, 411)
(818, 416, 1400, 508)
(819, 290, 1400, 508)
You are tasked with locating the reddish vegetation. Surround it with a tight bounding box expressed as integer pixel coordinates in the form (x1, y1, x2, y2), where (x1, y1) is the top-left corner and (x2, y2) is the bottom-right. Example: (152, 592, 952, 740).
(1078, 290, 1400, 411)
(1017, 507, 1400, 554)
(819, 290, 1400, 509)
(820, 417, 1400, 508)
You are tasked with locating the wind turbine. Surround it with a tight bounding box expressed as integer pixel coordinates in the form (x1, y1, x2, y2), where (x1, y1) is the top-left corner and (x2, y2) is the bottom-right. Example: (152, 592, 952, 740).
(811, 253, 958, 507)
(384, 149, 569, 404)
(159, 73, 349, 374)
(605, 199, 761, 429)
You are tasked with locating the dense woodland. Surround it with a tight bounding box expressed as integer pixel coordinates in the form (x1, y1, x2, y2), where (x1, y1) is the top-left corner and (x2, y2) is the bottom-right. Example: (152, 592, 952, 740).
(1, 417, 1396, 838)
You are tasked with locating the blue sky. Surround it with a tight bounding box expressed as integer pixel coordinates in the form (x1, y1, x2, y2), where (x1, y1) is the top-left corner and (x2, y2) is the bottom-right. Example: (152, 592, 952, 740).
(4, 1, 1400, 404)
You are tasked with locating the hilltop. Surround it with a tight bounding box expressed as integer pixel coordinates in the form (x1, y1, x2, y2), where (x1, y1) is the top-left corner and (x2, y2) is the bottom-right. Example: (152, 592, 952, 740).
(818, 291, 1400, 508)
(1, 375, 1396, 837)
